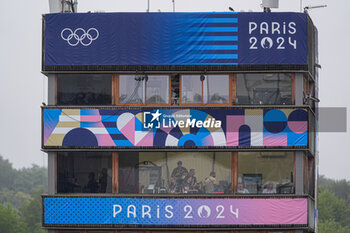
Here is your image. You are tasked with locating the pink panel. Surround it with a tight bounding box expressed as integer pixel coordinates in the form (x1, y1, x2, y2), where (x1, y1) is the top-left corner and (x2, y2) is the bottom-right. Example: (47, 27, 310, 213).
(288, 121, 308, 133)
(263, 134, 287, 146)
(226, 115, 245, 146)
(81, 115, 102, 122)
(136, 132, 154, 146)
(96, 134, 116, 146)
(120, 117, 135, 145)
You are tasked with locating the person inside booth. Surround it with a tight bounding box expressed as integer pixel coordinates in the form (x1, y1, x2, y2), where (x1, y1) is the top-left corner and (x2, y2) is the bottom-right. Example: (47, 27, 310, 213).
(183, 168, 199, 193)
(204, 171, 216, 193)
(171, 161, 188, 191)
(263, 182, 277, 194)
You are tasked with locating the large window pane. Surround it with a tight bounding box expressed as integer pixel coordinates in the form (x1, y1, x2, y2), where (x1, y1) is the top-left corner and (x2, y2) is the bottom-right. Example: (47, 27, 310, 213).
(119, 75, 145, 104)
(181, 75, 202, 104)
(57, 74, 112, 105)
(57, 152, 112, 193)
(236, 73, 292, 105)
(237, 152, 294, 194)
(203, 75, 230, 104)
(119, 152, 232, 194)
(146, 75, 169, 104)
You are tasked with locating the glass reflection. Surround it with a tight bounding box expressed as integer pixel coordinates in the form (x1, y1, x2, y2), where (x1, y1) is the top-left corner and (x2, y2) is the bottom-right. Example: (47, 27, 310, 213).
(119, 152, 232, 194)
(57, 74, 112, 105)
(237, 152, 294, 194)
(236, 73, 292, 105)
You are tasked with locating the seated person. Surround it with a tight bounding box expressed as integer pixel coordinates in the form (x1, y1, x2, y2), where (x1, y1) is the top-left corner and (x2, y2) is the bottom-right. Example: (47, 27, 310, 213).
(98, 168, 108, 193)
(168, 177, 178, 193)
(237, 183, 249, 194)
(84, 172, 98, 193)
(263, 182, 277, 194)
(204, 171, 216, 193)
(183, 168, 198, 192)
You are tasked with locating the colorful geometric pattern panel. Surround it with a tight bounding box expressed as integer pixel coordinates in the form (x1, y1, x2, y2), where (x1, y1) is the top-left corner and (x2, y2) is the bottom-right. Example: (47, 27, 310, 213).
(43, 108, 308, 148)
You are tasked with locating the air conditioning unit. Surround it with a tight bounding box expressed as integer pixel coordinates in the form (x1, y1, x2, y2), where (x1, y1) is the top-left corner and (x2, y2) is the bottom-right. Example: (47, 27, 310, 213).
(262, 0, 279, 8)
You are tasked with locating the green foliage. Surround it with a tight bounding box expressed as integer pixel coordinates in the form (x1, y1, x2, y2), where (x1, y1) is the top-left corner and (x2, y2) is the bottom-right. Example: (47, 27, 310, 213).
(319, 175, 350, 205)
(0, 188, 32, 209)
(318, 176, 350, 232)
(20, 188, 46, 233)
(0, 204, 27, 233)
(319, 219, 350, 233)
(0, 156, 15, 191)
(0, 155, 47, 233)
(0, 155, 48, 195)
(13, 165, 48, 193)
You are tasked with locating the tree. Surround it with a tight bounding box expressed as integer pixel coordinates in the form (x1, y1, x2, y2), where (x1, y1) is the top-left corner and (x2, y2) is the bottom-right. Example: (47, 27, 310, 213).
(0, 156, 15, 191)
(318, 187, 350, 228)
(319, 175, 350, 205)
(319, 219, 350, 233)
(0, 203, 26, 233)
(13, 165, 48, 193)
(20, 188, 46, 233)
(0, 188, 31, 209)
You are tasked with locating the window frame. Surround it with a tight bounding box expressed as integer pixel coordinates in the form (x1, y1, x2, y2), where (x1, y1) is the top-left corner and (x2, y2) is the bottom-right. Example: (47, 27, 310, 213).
(233, 73, 295, 105)
(52, 72, 297, 107)
(179, 74, 233, 106)
(234, 151, 296, 195)
(55, 151, 299, 195)
(55, 74, 114, 106)
(55, 152, 119, 194)
(116, 74, 172, 106)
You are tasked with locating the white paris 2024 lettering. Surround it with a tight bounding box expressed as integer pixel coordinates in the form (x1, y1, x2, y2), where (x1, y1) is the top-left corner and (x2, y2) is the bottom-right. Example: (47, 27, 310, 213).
(113, 204, 238, 220)
(248, 21, 297, 50)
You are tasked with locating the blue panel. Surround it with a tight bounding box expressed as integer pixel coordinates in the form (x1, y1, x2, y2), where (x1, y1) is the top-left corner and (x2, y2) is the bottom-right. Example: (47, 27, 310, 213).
(237, 12, 308, 65)
(43, 197, 308, 226)
(44, 12, 308, 66)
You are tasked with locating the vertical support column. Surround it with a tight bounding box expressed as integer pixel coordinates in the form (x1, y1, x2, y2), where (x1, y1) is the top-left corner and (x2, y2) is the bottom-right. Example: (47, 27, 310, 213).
(295, 151, 304, 195)
(295, 72, 305, 196)
(232, 152, 238, 193)
(47, 74, 56, 105)
(112, 152, 119, 193)
(295, 73, 304, 106)
(47, 152, 56, 195)
(231, 74, 236, 105)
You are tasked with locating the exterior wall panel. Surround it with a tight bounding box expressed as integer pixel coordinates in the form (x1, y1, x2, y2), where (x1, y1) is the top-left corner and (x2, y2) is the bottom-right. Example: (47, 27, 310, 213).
(42, 107, 309, 150)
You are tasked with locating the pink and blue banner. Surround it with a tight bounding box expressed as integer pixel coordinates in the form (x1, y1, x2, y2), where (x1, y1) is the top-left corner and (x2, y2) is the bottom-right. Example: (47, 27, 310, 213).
(43, 108, 308, 149)
(43, 197, 308, 226)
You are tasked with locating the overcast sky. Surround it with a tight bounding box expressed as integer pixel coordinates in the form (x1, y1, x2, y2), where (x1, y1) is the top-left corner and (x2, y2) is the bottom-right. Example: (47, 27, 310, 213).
(0, 0, 349, 180)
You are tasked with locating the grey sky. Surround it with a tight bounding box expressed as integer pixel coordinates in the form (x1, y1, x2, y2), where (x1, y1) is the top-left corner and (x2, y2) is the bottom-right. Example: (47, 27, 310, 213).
(0, 0, 349, 180)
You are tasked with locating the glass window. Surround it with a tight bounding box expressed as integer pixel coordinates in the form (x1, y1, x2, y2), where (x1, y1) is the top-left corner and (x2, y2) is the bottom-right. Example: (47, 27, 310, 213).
(146, 75, 169, 104)
(237, 152, 294, 194)
(119, 152, 232, 194)
(181, 75, 230, 105)
(119, 75, 145, 104)
(57, 74, 112, 105)
(204, 75, 230, 104)
(236, 73, 292, 105)
(181, 75, 203, 104)
(118, 75, 169, 105)
(57, 152, 112, 194)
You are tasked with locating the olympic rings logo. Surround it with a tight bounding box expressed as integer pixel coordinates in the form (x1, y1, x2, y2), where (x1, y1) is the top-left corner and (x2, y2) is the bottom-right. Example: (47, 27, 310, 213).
(61, 28, 99, 46)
